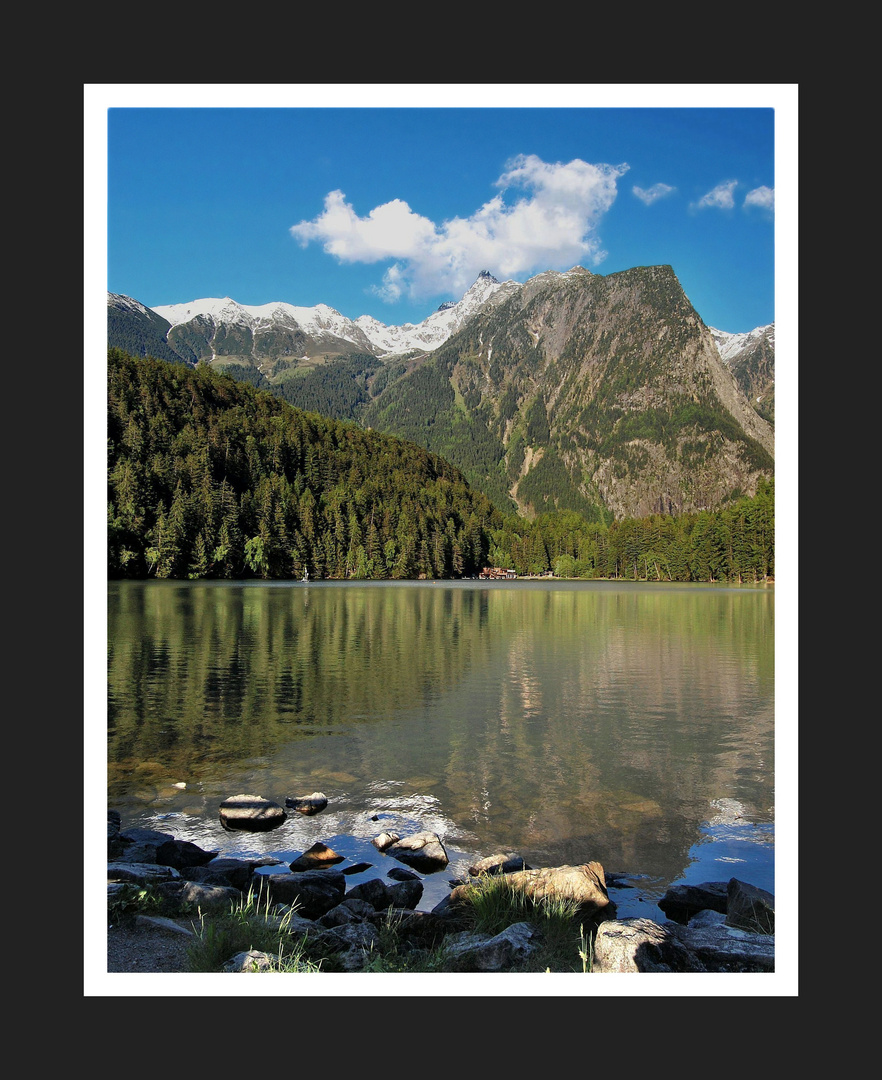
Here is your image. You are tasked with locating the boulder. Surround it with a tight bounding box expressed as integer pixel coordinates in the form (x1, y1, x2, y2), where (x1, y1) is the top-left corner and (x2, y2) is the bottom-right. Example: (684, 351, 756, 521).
(725, 878, 775, 934)
(372, 831, 400, 851)
(181, 855, 282, 892)
(218, 794, 287, 831)
(108, 811, 124, 859)
(319, 898, 377, 927)
(258, 869, 346, 919)
(385, 831, 449, 873)
(450, 862, 614, 920)
(592, 917, 706, 972)
(669, 919, 775, 972)
(344, 877, 396, 911)
(657, 881, 729, 923)
(389, 877, 424, 910)
(158, 879, 242, 912)
(442, 922, 541, 972)
(469, 852, 533, 876)
(107, 862, 181, 885)
(156, 838, 219, 870)
(289, 842, 344, 872)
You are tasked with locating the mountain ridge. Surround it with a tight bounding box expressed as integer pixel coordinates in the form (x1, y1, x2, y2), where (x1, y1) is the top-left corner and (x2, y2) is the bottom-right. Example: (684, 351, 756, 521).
(108, 264, 774, 521)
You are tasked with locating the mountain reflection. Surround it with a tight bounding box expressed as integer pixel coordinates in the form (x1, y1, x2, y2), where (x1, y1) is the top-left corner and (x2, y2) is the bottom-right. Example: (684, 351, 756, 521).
(107, 579, 774, 893)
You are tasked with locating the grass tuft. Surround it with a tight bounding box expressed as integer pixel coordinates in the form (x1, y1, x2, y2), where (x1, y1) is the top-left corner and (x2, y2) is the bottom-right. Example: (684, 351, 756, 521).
(184, 882, 325, 973)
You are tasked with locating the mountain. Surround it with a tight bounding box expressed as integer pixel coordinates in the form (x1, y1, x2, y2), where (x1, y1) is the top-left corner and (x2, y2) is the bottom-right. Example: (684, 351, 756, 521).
(710, 324, 776, 424)
(108, 264, 774, 521)
(107, 293, 186, 366)
(359, 265, 774, 520)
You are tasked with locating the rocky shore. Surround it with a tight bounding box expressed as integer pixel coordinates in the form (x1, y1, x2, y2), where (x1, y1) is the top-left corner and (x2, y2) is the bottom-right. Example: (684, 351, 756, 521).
(107, 798, 776, 974)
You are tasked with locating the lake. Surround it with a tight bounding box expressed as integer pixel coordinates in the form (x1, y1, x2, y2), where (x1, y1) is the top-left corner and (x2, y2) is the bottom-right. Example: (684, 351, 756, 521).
(106, 578, 775, 920)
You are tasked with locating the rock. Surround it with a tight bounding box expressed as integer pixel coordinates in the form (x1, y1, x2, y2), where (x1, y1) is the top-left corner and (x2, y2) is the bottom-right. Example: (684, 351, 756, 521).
(134, 915, 197, 937)
(725, 878, 775, 934)
(289, 842, 345, 871)
(108, 811, 124, 858)
(284, 792, 328, 815)
(258, 869, 346, 919)
(156, 838, 219, 870)
(657, 881, 729, 923)
(592, 917, 706, 972)
(469, 852, 533, 876)
(450, 862, 614, 921)
(223, 949, 279, 972)
(388, 877, 423, 910)
(182, 856, 282, 892)
(158, 879, 242, 912)
(319, 898, 377, 927)
(372, 831, 400, 851)
(218, 794, 287, 831)
(344, 877, 396, 911)
(387, 866, 420, 881)
(442, 922, 541, 972)
(669, 920, 775, 972)
(108, 862, 181, 885)
(342, 861, 374, 875)
(386, 831, 449, 873)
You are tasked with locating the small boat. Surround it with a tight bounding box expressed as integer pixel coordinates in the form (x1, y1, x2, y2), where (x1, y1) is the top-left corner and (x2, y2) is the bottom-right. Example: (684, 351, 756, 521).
(301, 567, 309, 582)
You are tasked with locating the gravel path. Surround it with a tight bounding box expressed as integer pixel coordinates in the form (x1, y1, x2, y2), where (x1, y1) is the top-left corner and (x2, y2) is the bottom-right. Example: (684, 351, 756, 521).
(107, 916, 198, 974)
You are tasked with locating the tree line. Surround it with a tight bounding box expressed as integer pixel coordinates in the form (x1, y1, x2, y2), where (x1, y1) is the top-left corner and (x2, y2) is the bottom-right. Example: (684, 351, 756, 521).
(107, 349, 773, 583)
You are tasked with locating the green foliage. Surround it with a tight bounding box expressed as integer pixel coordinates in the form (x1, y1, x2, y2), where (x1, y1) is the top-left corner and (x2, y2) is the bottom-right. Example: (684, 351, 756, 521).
(275, 355, 380, 422)
(107, 349, 503, 581)
(107, 349, 774, 584)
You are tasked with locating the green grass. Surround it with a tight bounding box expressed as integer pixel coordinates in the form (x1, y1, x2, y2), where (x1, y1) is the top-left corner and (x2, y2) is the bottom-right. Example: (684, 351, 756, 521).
(456, 872, 595, 972)
(109, 873, 598, 973)
(184, 884, 327, 973)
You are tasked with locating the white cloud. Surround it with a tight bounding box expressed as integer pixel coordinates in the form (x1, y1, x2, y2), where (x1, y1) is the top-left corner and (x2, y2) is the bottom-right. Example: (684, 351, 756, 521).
(290, 154, 629, 303)
(694, 180, 739, 210)
(632, 183, 675, 206)
(744, 185, 775, 211)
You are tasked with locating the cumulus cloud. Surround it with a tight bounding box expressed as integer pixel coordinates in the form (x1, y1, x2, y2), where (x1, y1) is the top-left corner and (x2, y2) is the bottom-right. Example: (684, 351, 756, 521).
(744, 185, 775, 211)
(694, 180, 739, 210)
(632, 183, 675, 206)
(290, 154, 629, 304)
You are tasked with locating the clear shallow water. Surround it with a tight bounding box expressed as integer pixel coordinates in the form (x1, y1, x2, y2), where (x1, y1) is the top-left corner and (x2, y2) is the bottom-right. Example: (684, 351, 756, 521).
(107, 579, 775, 919)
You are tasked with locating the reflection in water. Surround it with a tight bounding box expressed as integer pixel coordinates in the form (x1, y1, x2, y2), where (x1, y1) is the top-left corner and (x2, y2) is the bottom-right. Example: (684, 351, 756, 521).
(107, 579, 774, 910)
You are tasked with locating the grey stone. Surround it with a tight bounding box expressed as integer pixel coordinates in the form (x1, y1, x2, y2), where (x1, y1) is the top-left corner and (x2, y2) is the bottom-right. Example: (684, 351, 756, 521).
(592, 917, 705, 973)
(443, 922, 541, 972)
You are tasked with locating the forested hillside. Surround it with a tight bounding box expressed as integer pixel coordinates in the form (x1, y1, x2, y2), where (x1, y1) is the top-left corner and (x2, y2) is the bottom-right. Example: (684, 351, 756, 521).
(107, 349, 502, 580)
(107, 349, 774, 583)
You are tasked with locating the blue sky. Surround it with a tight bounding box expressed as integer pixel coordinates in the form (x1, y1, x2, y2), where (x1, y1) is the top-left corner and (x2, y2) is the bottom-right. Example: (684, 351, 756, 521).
(93, 86, 793, 335)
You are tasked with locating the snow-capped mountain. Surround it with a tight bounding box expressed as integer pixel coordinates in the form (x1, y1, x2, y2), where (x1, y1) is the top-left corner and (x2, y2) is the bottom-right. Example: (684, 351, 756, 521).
(710, 324, 775, 365)
(143, 271, 519, 363)
(353, 271, 520, 355)
(108, 264, 775, 521)
(709, 323, 776, 424)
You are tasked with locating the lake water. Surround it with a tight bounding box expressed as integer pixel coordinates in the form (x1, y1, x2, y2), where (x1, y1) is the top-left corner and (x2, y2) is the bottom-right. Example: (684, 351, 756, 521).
(106, 578, 776, 920)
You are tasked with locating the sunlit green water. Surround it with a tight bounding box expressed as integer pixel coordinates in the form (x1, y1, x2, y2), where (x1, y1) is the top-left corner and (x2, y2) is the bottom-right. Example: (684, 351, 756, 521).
(107, 578, 775, 915)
